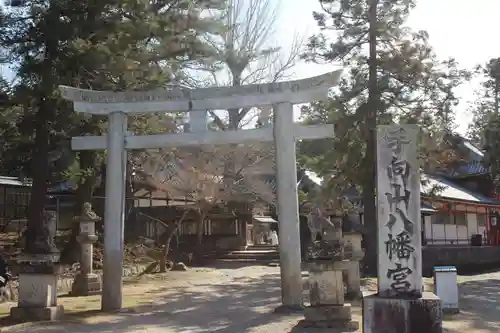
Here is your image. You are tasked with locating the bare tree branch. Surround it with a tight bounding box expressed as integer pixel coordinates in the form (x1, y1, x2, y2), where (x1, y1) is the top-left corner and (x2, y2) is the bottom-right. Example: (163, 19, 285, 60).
(191, 0, 304, 130)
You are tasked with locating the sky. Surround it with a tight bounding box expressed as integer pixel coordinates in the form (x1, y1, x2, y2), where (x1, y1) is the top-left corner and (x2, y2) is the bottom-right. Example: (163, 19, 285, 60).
(276, 0, 500, 135)
(2, 0, 500, 135)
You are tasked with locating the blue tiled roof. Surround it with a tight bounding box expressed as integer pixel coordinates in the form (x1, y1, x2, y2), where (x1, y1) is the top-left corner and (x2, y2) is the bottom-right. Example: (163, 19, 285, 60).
(462, 141, 484, 161)
(422, 203, 436, 213)
(453, 161, 488, 176)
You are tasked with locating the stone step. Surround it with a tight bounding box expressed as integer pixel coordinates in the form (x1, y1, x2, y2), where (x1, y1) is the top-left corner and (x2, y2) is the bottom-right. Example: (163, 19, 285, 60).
(229, 249, 278, 255)
(217, 252, 279, 260)
(247, 244, 279, 251)
(204, 247, 279, 262)
(215, 258, 279, 264)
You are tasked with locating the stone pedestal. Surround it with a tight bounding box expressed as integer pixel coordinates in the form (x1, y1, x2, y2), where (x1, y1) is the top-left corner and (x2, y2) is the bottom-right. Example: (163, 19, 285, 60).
(72, 272, 101, 296)
(298, 261, 359, 331)
(71, 203, 102, 296)
(363, 292, 442, 333)
(9, 255, 64, 322)
(343, 232, 364, 300)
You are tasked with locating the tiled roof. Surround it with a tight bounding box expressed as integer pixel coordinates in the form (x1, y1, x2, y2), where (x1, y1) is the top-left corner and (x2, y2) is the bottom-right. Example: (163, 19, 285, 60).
(448, 161, 489, 177)
(0, 176, 30, 187)
(462, 141, 484, 161)
(421, 203, 437, 214)
(422, 174, 500, 206)
(444, 133, 488, 177)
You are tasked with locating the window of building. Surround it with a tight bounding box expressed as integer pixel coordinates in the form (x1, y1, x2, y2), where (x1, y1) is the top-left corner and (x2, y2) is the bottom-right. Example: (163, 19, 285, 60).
(431, 211, 451, 225)
(452, 213, 467, 226)
(182, 221, 197, 235)
(477, 214, 486, 227)
(211, 220, 227, 235)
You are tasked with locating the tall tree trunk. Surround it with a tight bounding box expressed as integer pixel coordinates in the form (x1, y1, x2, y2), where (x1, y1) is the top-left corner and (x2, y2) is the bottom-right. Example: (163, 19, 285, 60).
(25, 5, 60, 254)
(194, 211, 206, 262)
(159, 210, 188, 272)
(196, 212, 205, 245)
(159, 224, 179, 272)
(25, 97, 53, 253)
(362, 0, 379, 276)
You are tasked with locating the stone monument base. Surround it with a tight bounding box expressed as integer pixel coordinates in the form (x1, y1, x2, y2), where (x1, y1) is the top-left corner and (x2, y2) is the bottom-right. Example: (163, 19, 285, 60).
(71, 273, 102, 296)
(298, 303, 359, 331)
(362, 291, 442, 333)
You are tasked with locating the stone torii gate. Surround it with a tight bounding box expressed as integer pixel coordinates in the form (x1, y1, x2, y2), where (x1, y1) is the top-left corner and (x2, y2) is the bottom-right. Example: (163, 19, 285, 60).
(59, 70, 342, 312)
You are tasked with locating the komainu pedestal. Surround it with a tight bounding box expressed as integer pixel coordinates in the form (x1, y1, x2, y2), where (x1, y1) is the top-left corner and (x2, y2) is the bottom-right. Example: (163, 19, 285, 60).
(10, 211, 64, 322)
(298, 234, 359, 331)
(363, 292, 442, 333)
(343, 231, 364, 300)
(10, 257, 64, 322)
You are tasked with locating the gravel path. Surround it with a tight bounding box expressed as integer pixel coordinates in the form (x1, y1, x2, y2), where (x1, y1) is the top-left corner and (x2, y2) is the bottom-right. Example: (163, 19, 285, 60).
(1, 264, 500, 332)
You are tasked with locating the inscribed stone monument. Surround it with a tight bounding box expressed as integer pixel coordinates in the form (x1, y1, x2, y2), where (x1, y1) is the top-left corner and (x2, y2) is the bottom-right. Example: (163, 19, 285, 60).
(377, 124, 422, 296)
(362, 124, 442, 333)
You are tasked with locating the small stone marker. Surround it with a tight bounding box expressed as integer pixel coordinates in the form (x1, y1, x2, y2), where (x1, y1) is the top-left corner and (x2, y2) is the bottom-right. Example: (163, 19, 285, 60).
(71, 202, 102, 296)
(433, 266, 459, 314)
(362, 124, 443, 333)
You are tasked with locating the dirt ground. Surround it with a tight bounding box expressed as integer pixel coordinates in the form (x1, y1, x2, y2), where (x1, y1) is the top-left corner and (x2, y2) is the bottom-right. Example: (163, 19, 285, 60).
(0, 263, 499, 332)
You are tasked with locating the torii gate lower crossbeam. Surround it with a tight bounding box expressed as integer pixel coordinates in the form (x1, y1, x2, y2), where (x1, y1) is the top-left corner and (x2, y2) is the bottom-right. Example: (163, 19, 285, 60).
(60, 70, 342, 312)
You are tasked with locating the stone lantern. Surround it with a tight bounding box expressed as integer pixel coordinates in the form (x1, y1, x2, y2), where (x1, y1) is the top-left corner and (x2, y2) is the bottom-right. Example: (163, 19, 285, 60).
(71, 202, 102, 296)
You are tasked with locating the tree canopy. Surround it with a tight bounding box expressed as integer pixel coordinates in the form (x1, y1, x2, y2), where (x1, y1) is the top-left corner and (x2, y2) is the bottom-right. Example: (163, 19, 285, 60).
(299, 0, 469, 197)
(468, 57, 500, 194)
(0, 0, 226, 253)
(298, 0, 469, 273)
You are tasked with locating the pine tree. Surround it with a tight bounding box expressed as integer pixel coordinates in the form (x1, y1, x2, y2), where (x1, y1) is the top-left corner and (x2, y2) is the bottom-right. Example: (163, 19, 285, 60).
(468, 58, 500, 144)
(468, 58, 500, 195)
(300, 0, 468, 274)
(0, 0, 226, 254)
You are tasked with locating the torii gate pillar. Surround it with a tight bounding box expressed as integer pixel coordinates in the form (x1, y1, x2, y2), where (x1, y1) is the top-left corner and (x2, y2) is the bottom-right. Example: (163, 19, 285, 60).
(274, 102, 302, 309)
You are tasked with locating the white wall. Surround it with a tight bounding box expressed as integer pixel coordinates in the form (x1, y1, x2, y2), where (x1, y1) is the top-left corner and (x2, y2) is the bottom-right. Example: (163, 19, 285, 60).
(425, 213, 486, 245)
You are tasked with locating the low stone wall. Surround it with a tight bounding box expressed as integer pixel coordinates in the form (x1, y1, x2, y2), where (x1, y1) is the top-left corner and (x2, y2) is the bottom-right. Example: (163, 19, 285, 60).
(422, 246, 500, 276)
(56, 263, 150, 293)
